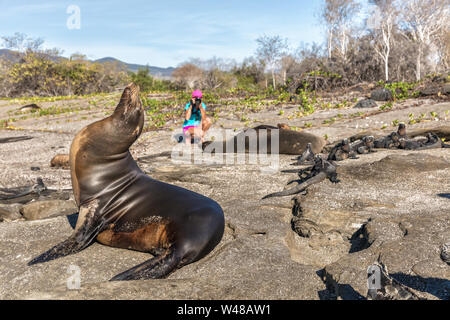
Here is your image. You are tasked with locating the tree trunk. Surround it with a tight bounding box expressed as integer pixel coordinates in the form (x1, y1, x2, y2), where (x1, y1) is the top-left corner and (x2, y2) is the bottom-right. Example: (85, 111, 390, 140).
(416, 45, 422, 81)
(272, 69, 276, 90)
(385, 58, 389, 82)
(328, 29, 333, 59)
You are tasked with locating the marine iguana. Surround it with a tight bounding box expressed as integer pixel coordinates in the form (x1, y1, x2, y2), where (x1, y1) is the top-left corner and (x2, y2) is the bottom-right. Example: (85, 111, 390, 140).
(400, 132, 450, 150)
(327, 138, 357, 161)
(374, 124, 407, 149)
(262, 155, 340, 199)
(350, 135, 377, 155)
(0, 178, 46, 201)
(296, 142, 315, 165)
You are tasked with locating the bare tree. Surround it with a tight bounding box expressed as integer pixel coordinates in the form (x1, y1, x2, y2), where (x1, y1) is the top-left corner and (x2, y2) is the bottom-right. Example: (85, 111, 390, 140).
(431, 26, 450, 72)
(172, 63, 204, 90)
(1, 32, 44, 53)
(280, 55, 298, 85)
(320, 0, 361, 60)
(255, 35, 288, 90)
(368, 0, 399, 81)
(399, 0, 450, 80)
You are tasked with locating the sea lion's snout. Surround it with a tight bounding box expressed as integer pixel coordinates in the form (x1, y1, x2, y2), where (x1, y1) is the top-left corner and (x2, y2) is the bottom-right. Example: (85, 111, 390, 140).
(115, 83, 143, 116)
(124, 83, 142, 113)
(113, 82, 144, 129)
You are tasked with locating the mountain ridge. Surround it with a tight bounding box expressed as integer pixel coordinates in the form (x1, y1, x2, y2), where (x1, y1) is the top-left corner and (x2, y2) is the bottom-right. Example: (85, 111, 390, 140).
(0, 49, 174, 78)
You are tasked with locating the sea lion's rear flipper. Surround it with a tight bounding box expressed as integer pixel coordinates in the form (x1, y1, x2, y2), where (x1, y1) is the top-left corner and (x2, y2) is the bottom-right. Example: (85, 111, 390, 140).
(27, 236, 90, 265)
(110, 248, 181, 281)
(28, 200, 104, 266)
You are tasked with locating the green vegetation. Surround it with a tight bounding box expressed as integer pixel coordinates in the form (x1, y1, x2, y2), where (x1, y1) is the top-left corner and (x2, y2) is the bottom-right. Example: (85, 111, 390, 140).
(382, 81, 420, 100)
(379, 101, 393, 111)
(129, 67, 173, 92)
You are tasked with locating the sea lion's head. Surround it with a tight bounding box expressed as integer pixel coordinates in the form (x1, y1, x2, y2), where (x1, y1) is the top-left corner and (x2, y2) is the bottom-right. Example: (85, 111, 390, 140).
(112, 83, 145, 146)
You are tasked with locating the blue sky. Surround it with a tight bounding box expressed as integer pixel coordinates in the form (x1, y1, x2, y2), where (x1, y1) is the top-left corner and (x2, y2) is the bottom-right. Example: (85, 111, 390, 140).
(0, 0, 328, 67)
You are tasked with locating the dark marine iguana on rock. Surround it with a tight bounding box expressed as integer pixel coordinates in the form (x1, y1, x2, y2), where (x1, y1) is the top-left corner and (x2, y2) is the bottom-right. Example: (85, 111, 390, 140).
(296, 142, 315, 165)
(374, 123, 407, 149)
(0, 178, 46, 201)
(262, 155, 340, 199)
(374, 124, 450, 150)
(400, 132, 450, 150)
(327, 135, 376, 161)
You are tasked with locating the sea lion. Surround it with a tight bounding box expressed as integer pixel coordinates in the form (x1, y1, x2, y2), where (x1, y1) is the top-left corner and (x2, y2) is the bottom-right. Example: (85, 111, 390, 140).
(50, 154, 70, 169)
(28, 83, 225, 281)
(202, 125, 325, 155)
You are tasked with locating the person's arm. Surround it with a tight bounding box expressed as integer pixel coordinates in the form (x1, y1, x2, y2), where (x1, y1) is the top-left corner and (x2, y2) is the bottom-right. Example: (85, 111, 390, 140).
(200, 103, 206, 125)
(185, 102, 193, 121)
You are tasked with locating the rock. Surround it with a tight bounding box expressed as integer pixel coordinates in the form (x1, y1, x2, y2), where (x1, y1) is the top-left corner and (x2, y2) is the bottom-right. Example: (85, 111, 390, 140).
(431, 75, 447, 83)
(442, 84, 450, 95)
(354, 99, 377, 109)
(20, 200, 77, 221)
(367, 263, 420, 300)
(370, 88, 393, 101)
(295, 151, 450, 300)
(0, 204, 23, 221)
(419, 87, 440, 96)
(441, 242, 450, 265)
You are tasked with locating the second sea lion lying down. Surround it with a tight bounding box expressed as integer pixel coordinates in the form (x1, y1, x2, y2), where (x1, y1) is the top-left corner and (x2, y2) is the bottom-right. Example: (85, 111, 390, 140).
(202, 124, 326, 155)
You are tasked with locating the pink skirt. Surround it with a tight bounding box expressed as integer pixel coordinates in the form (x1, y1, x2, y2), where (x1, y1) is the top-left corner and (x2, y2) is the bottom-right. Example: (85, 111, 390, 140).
(183, 125, 198, 135)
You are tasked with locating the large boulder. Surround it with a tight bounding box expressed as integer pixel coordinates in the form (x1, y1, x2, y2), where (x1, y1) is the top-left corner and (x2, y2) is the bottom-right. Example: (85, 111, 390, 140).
(354, 99, 377, 109)
(0, 204, 23, 222)
(370, 88, 393, 101)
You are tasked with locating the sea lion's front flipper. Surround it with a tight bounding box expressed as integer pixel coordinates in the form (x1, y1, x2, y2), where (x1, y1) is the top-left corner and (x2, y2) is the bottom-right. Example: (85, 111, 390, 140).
(28, 200, 104, 265)
(110, 248, 181, 281)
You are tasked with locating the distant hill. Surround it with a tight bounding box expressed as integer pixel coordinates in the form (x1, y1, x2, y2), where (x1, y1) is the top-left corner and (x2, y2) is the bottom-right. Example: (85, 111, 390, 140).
(0, 49, 20, 62)
(0, 49, 174, 78)
(94, 57, 174, 78)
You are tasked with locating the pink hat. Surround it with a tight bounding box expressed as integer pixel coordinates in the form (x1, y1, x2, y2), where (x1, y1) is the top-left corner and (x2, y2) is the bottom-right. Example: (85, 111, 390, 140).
(192, 90, 203, 98)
